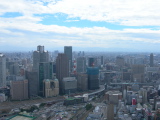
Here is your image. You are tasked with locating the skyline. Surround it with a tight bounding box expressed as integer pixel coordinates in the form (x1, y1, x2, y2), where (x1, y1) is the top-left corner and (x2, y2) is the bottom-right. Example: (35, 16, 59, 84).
(1, 0, 160, 52)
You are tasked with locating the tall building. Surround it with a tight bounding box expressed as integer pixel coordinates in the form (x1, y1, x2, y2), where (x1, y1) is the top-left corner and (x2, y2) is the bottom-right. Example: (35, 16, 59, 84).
(56, 53, 69, 94)
(132, 64, 145, 82)
(43, 79, 59, 98)
(10, 79, 28, 100)
(101, 56, 104, 65)
(150, 53, 154, 67)
(64, 46, 72, 73)
(87, 67, 99, 90)
(76, 57, 86, 73)
(33, 45, 49, 71)
(25, 71, 39, 97)
(88, 57, 95, 67)
(39, 62, 53, 96)
(107, 103, 114, 120)
(0, 54, 6, 87)
(116, 56, 125, 67)
(62, 77, 77, 94)
(77, 73, 88, 91)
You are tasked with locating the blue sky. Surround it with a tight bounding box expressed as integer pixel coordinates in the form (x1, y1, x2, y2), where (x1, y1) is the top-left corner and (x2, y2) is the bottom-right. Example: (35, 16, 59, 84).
(0, 0, 160, 52)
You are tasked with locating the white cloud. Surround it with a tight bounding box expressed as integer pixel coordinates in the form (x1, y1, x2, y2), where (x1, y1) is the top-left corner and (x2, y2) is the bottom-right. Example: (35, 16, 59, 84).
(1, 0, 160, 26)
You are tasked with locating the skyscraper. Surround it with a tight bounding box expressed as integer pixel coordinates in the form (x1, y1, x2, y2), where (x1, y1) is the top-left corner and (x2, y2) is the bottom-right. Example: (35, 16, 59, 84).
(87, 67, 99, 90)
(64, 46, 72, 73)
(76, 57, 86, 73)
(33, 45, 49, 71)
(56, 53, 69, 94)
(39, 62, 53, 96)
(150, 53, 154, 67)
(0, 54, 6, 87)
(88, 57, 95, 67)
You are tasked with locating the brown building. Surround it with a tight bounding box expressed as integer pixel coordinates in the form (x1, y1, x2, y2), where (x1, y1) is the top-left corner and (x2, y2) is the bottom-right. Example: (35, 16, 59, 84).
(56, 53, 69, 94)
(107, 103, 114, 120)
(10, 79, 28, 100)
(132, 64, 145, 82)
(77, 73, 88, 91)
(105, 91, 122, 105)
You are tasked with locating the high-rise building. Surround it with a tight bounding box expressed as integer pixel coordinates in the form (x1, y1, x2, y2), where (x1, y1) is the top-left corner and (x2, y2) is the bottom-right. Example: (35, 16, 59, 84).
(39, 62, 53, 96)
(64, 46, 72, 73)
(62, 77, 77, 94)
(25, 71, 39, 97)
(77, 73, 88, 91)
(0, 54, 6, 87)
(88, 57, 95, 67)
(132, 64, 145, 82)
(10, 79, 28, 100)
(33, 45, 49, 71)
(43, 79, 59, 98)
(56, 53, 69, 94)
(116, 56, 125, 67)
(76, 57, 86, 73)
(101, 56, 104, 65)
(107, 103, 114, 120)
(150, 53, 154, 67)
(87, 67, 99, 90)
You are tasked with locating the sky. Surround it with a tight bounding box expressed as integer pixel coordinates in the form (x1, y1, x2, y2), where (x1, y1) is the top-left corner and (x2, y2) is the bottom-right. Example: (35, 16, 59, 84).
(0, 0, 160, 52)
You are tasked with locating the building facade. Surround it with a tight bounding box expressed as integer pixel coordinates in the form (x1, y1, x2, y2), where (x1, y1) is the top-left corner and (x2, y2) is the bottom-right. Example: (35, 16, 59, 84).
(56, 53, 69, 94)
(87, 67, 99, 90)
(64, 46, 72, 73)
(0, 54, 6, 87)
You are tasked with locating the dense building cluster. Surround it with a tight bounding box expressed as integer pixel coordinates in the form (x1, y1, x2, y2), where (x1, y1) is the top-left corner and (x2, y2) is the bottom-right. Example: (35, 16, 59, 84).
(1, 46, 160, 120)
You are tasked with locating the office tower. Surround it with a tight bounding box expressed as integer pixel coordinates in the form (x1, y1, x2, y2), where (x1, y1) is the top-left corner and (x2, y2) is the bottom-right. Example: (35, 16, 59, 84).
(25, 71, 39, 97)
(132, 64, 145, 82)
(76, 57, 86, 73)
(0, 54, 6, 87)
(150, 53, 154, 67)
(39, 62, 53, 96)
(101, 56, 104, 65)
(56, 53, 69, 94)
(116, 56, 125, 67)
(107, 103, 114, 120)
(88, 57, 95, 67)
(43, 79, 59, 98)
(33, 45, 49, 71)
(87, 67, 99, 90)
(10, 79, 28, 100)
(9, 62, 20, 75)
(77, 73, 88, 91)
(64, 46, 72, 73)
(62, 77, 77, 94)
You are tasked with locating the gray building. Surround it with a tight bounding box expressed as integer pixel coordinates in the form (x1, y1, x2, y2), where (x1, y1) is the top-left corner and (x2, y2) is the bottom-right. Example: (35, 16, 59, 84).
(0, 54, 6, 87)
(25, 71, 39, 97)
(62, 77, 77, 94)
(150, 53, 154, 67)
(64, 46, 72, 73)
(76, 57, 86, 73)
(56, 53, 69, 94)
(33, 45, 49, 72)
(77, 73, 88, 91)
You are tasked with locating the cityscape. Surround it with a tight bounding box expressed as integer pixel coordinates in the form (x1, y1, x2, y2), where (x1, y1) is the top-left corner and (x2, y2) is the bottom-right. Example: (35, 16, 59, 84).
(1, 0, 160, 120)
(0, 46, 160, 120)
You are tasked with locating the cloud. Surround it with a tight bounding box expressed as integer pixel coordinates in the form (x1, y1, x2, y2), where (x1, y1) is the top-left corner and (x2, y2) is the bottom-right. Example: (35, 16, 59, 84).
(1, 0, 160, 26)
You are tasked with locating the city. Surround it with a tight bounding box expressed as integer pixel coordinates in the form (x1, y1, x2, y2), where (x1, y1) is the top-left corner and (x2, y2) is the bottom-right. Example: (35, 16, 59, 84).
(0, 46, 160, 120)
(1, 0, 160, 120)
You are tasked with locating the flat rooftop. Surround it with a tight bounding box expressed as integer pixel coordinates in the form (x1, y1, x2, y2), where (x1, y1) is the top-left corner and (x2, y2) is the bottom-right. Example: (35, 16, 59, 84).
(7, 115, 35, 120)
